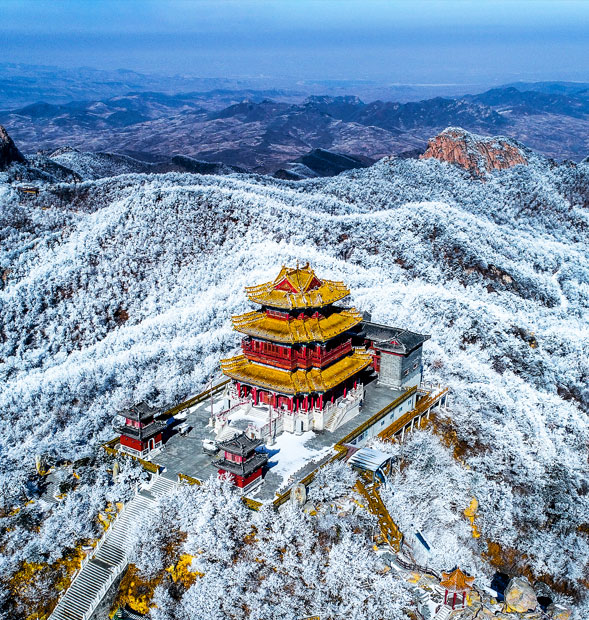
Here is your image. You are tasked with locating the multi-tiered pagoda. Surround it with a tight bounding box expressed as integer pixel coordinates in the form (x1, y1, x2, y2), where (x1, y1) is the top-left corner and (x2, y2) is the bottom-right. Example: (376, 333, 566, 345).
(218, 264, 372, 440)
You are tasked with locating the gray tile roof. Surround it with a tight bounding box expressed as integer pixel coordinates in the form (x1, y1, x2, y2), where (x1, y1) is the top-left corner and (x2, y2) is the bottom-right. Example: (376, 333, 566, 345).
(348, 447, 392, 472)
(217, 432, 263, 456)
(217, 452, 269, 477)
(362, 320, 430, 354)
(118, 401, 160, 422)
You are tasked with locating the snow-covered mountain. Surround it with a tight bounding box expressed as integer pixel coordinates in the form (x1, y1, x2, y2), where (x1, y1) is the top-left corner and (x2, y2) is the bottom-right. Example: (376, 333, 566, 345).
(0, 127, 588, 618)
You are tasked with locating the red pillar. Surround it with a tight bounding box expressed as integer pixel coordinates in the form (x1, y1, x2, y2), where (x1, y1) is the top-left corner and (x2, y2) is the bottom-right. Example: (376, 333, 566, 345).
(343, 385, 347, 398)
(303, 396, 308, 410)
(252, 387, 258, 405)
(318, 394, 323, 409)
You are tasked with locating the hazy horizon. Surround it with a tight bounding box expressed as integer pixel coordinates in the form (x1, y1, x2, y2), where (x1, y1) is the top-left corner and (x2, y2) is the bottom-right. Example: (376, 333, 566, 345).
(1, 0, 589, 85)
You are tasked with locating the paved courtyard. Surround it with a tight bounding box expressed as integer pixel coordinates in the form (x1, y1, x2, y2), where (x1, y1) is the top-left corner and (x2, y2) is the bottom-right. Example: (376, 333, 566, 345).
(153, 379, 404, 502)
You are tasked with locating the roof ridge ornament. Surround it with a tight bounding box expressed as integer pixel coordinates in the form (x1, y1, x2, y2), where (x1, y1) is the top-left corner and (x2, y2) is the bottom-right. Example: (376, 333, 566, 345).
(245, 265, 349, 310)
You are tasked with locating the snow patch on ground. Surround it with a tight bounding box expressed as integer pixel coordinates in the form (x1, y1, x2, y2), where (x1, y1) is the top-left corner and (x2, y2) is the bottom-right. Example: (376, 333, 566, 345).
(269, 430, 332, 485)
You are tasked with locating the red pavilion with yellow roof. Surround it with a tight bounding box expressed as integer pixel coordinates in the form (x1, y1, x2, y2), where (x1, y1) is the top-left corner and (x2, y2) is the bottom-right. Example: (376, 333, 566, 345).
(218, 264, 372, 439)
(440, 567, 475, 610)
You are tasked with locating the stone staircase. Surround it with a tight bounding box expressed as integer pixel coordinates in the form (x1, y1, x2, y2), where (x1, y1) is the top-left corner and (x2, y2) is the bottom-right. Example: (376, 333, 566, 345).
(432, 604, 453, 620)
(355, 479, 403, 552)
(49, 474, 178, 620)
(323, 404, 342, 432)
(41, 472, 61, 505)
(324, 389, 362, 433)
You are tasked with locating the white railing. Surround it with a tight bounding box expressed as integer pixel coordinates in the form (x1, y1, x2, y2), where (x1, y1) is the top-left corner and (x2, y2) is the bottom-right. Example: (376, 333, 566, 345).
(324, 385, 363, 432)
(82, 562, 124, 620)
(50, 506, 123, 618)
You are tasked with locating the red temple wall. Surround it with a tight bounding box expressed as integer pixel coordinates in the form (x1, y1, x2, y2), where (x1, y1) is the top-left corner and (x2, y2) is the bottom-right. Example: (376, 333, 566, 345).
(120, 432, 162, 452)
(218, 468, 262, 488)
(242, 338, 352, 370)
(224, 451, 245, 463)
(120, 435, 142, 451)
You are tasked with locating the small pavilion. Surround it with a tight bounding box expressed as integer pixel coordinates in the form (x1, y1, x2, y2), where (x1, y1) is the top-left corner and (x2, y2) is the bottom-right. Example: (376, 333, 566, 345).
(118, 402, 165, 458)
(440, 567, 475, 609)
(216, 432, 269, 492)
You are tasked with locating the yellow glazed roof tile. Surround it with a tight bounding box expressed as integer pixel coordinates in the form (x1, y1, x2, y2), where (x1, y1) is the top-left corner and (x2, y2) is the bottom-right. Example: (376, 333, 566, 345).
(440, 568, 475, 592)
(232, 308, 363, 343)
(220, 350, 372, 395)
(245, 264, 350, 310)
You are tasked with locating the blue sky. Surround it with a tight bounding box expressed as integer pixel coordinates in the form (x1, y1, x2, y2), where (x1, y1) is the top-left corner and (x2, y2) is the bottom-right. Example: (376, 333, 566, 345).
(1, 0, 588, 83)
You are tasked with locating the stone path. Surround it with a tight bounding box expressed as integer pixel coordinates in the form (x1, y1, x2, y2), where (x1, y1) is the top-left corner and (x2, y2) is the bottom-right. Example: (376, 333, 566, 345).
(49, 474, 178, 620)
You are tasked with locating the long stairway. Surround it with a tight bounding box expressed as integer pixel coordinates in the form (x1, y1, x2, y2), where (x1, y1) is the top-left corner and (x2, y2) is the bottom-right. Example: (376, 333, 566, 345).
(355, 479, 403, 552)
(49, 474, 178, 620)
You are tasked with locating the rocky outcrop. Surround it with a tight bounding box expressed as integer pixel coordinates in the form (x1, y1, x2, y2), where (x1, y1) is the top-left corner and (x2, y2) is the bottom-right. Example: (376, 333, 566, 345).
(0, 125, 26, 169)
(504, 577, 538, 613)
(546, 603, 572, 620)
(420, 127, 528, 177)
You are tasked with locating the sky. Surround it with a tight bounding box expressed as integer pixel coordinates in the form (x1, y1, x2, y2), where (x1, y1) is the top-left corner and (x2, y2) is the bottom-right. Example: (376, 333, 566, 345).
(1, 0, 588, 85)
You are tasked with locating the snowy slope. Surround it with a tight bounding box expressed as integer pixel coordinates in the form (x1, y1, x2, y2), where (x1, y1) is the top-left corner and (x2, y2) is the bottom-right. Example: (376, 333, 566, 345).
(1, 137, 588, 616)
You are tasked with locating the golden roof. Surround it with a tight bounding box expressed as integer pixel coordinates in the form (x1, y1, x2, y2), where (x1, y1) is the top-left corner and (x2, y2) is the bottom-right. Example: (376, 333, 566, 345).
(232, 308, 363, 344)
(220, 349, 372, 395)
(245, 264, 350, 310)
(440, 568, 475, 592)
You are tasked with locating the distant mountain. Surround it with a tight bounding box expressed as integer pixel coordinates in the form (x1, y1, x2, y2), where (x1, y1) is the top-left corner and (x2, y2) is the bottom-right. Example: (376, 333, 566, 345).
(504, 80, 589, 96)
(274, 148, 373, 180)
(0, 91, 523, 174)
(0, 63, 309, 109)
(0, 63, 496, 110)
(1, 83, 588, 173)
(324, 96, 507, 132)
(468, 87, 589, 118)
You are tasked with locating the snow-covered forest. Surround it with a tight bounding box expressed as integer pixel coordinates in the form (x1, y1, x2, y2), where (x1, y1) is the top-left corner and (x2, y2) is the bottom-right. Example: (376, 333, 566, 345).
(0, 137, 588, 618)
(125, 471, 411, 620)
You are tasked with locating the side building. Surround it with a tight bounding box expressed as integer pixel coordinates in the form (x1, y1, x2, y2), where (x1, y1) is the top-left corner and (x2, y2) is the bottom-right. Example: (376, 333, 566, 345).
(118, 402, 165, 458)
(363, 321, 430, 390)
(216, 433, 269, 493)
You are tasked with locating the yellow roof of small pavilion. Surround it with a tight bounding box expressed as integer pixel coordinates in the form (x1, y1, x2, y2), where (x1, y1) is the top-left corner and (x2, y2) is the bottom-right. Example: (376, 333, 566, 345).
(440, 568, 475, 592)
(220, 349, 372, 395)
(232, 308, 363, 343)
(245, 264, 350, 310)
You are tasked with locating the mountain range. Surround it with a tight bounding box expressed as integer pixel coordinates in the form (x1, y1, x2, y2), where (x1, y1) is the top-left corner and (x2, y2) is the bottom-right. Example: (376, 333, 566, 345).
(1, 82, 588, 173)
